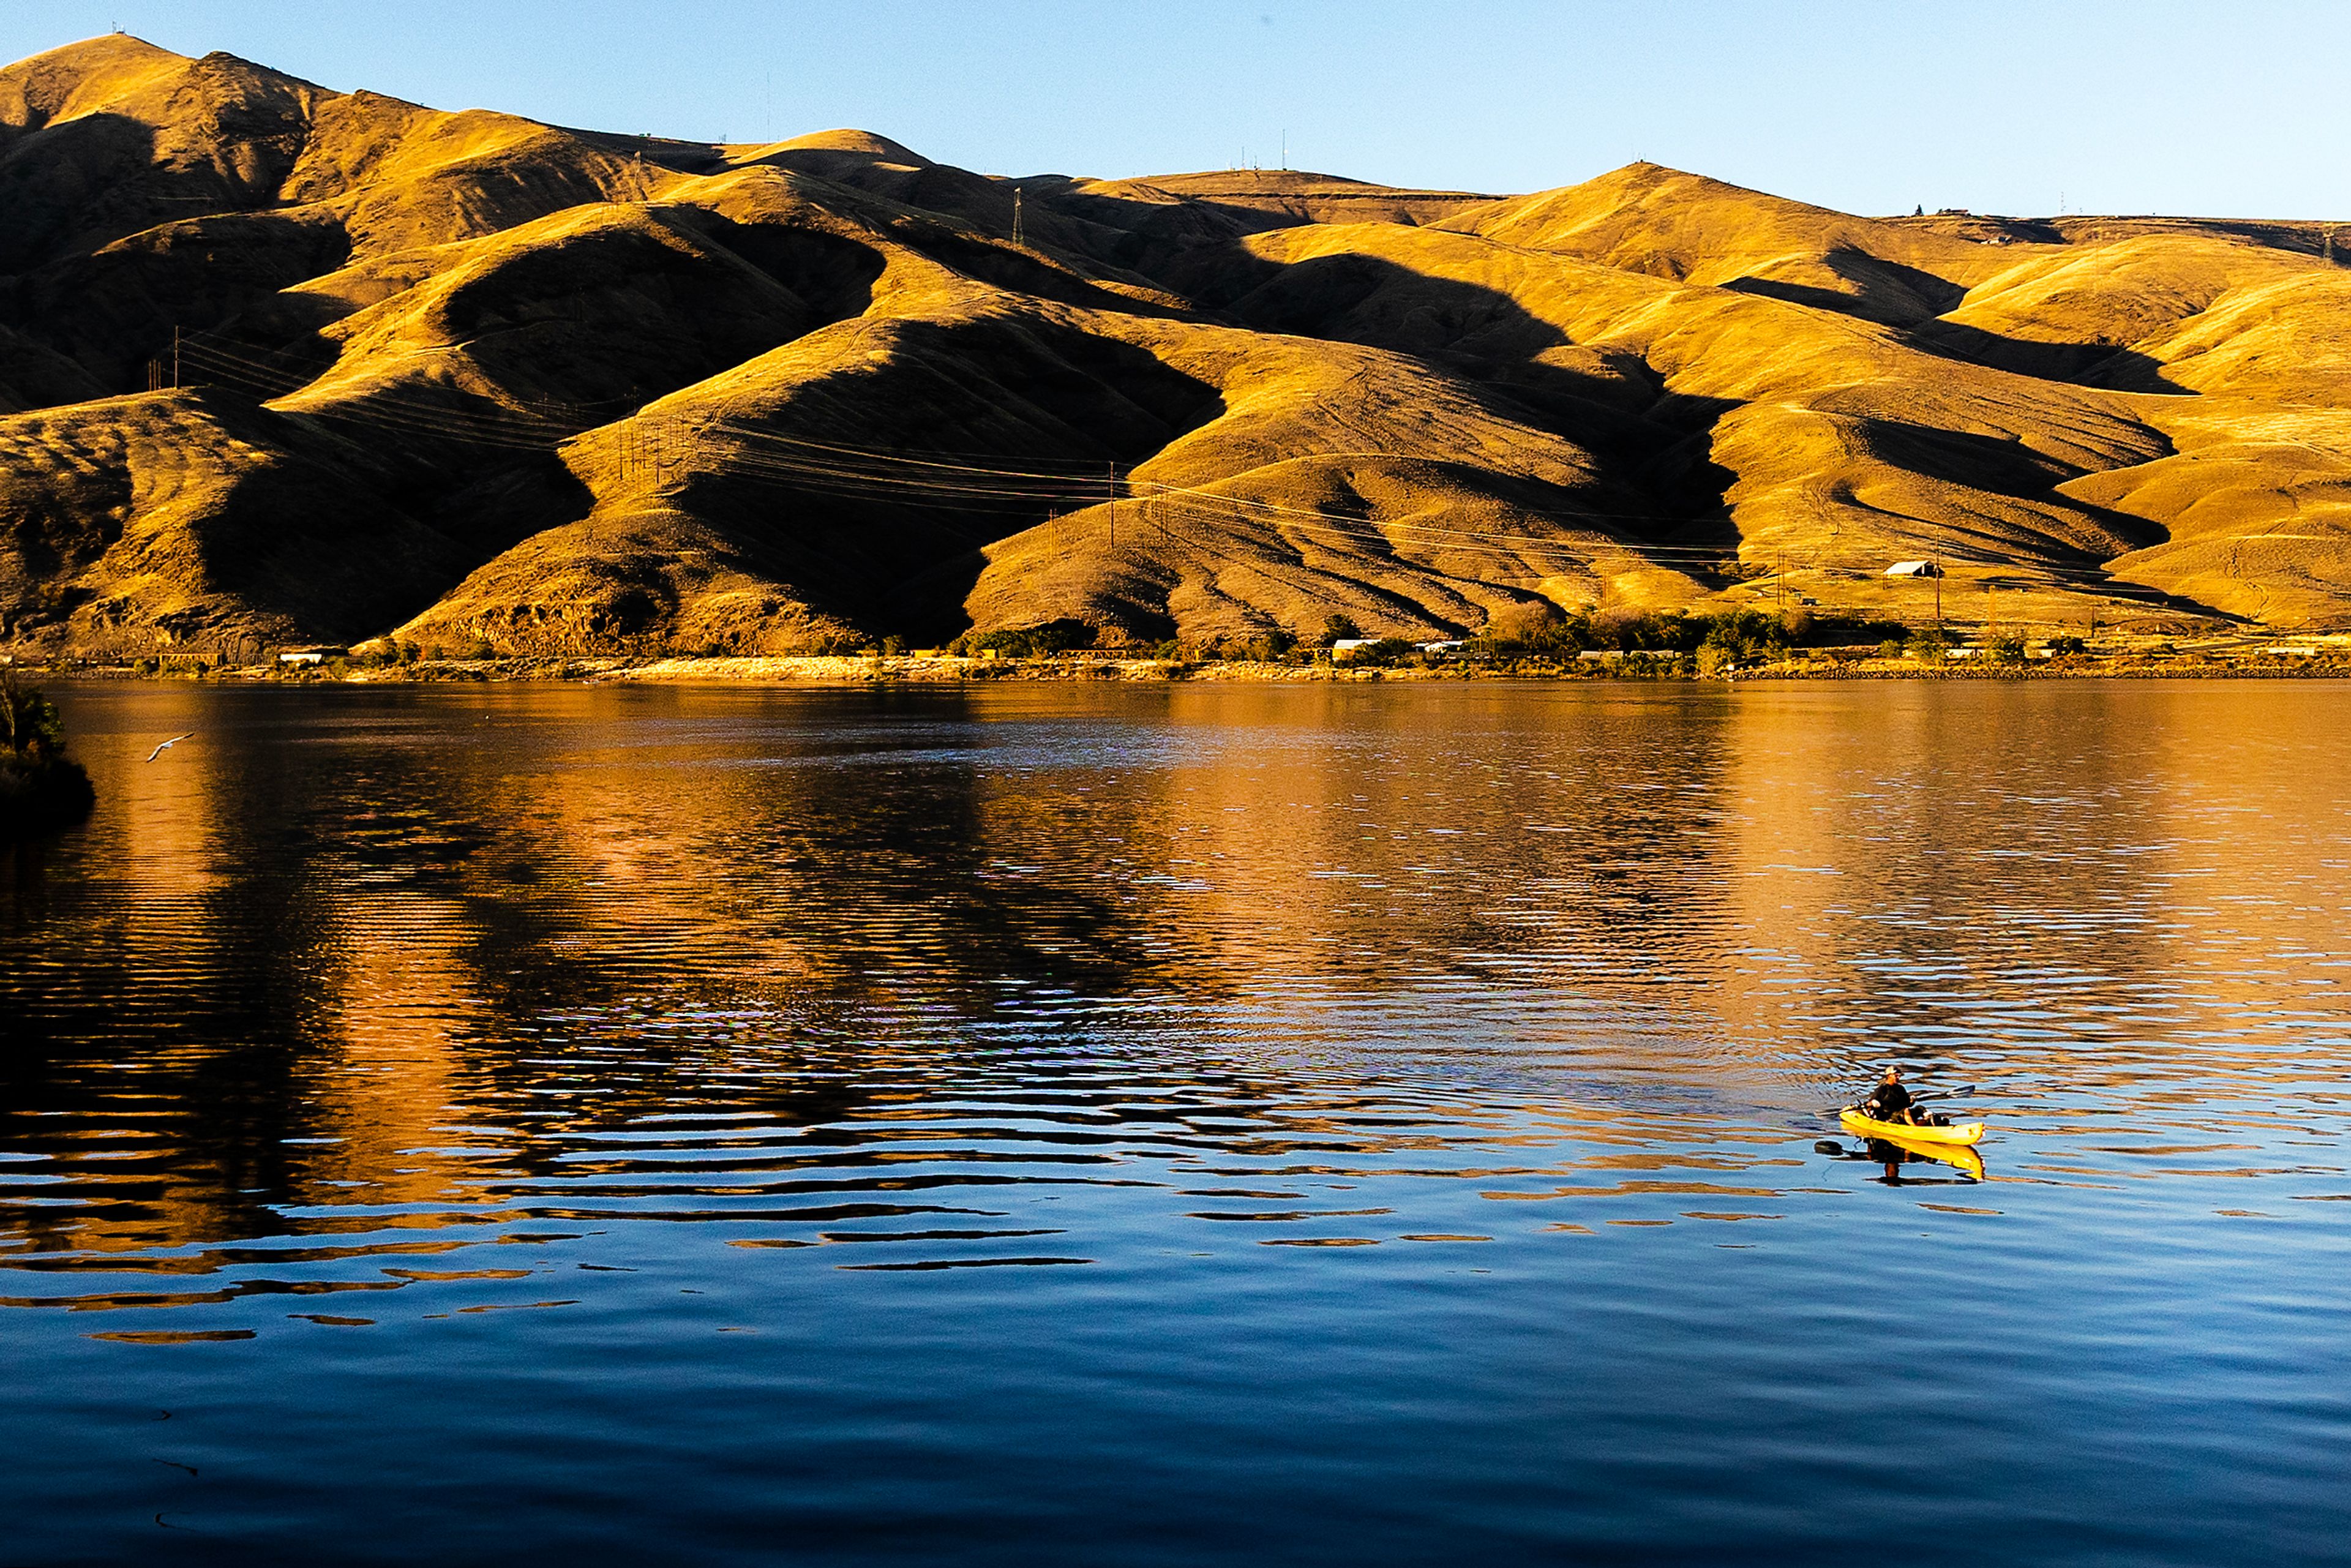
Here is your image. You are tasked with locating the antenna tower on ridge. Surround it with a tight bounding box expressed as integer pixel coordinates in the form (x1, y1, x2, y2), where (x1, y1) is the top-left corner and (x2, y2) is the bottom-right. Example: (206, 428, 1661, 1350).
(1012, 187, 1023, 247)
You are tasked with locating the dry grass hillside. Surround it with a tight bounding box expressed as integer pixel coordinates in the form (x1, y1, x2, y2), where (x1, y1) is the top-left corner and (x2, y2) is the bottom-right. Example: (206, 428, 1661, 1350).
(6, 32, 2351, 655)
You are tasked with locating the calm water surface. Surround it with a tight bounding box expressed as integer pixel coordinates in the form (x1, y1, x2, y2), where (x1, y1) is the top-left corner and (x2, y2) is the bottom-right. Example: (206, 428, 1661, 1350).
(2, 680, 2347, 1565)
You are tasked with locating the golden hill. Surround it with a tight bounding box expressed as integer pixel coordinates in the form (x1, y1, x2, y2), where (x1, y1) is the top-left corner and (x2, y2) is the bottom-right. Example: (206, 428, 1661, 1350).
(5, 32, 2351, 656)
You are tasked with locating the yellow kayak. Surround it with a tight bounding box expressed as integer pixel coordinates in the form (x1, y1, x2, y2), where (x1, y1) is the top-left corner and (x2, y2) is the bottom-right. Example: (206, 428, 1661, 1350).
(1840, 1109, 1985, 1146)
(1870, 1128, 1987, 1181)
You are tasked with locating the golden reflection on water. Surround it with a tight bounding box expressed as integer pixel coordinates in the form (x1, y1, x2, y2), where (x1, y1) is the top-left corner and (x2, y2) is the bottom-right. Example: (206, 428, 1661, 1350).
(5, 680, 2350, 1276)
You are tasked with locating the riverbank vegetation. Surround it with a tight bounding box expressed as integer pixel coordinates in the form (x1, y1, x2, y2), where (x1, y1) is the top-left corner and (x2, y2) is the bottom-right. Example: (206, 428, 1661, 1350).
(1, 669, 94, 837)
(14, 606, 2351, 686)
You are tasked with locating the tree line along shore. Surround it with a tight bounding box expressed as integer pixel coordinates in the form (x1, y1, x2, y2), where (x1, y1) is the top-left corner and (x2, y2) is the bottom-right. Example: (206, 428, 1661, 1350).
(12, 607, 2351, 685)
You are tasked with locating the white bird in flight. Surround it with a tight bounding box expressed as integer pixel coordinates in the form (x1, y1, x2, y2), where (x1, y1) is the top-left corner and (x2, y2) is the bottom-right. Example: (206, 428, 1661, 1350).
(145, 733, 194, 762)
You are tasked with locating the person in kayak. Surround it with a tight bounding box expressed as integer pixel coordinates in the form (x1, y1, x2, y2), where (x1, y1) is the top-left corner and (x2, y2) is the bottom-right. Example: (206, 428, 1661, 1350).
(1856, 1067, 1921, 1125)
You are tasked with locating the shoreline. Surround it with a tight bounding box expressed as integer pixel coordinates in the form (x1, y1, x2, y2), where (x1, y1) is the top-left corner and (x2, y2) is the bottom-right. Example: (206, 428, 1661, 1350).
(15, 650, 2351, 685)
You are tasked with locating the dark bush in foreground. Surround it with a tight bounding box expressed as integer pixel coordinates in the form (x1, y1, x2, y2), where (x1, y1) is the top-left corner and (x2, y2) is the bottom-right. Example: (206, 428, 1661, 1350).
(0, 670, 94, 838)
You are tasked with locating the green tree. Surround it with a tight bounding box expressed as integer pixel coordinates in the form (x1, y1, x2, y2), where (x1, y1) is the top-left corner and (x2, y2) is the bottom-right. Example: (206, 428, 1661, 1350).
(0, 669, 66, 763)
(1320, 613, 1362, 646)
(1487, 601, 1584, 655)
(0, 668, 95, 835)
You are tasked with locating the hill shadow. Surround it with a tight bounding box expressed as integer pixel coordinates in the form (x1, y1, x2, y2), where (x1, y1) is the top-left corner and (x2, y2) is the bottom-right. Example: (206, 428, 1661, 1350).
(1905, 321, 2184, 395)
(5, 209, 354, 394)
(1164, 240, 1744, 541)
(1719, 245, 1967, 325)
(1843, 417, 2241, 622)
(665, 315, 1228, 640)
(685, 216, 885, 324)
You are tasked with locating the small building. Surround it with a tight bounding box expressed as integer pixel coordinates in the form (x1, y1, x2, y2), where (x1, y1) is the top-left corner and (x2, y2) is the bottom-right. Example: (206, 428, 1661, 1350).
(276, 646, 345, 666)
(1884, 560, 1944, 579)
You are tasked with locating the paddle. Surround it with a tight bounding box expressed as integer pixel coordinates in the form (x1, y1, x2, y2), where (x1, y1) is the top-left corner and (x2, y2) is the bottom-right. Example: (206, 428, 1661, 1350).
(1821, 1083, 1977, 1115)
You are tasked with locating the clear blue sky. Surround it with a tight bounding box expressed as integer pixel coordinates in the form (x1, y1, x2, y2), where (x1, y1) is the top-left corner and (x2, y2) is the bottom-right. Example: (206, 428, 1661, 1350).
(6, 0, 2341, 219)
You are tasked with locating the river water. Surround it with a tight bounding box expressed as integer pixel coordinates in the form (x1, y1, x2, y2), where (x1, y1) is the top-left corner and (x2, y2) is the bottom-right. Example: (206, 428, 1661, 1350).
(2, 680, 2345, 1564)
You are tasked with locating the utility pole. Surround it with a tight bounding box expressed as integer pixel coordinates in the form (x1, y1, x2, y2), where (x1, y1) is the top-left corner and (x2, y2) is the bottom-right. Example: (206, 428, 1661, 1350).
(1012, 187, 1023, 248)
(173, 325, 180, 389)
(1106, 460, 1116, 549)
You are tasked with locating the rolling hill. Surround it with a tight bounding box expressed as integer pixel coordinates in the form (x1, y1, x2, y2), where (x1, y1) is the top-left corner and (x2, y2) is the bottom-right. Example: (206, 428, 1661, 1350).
(4, 32, 2350, 657)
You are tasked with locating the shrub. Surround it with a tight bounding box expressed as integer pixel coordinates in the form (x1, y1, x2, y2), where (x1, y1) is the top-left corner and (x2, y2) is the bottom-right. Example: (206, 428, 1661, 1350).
(0, 670, 66, 762)
(1035, 618, 1098, 653)
(968, 618, 1097, 659)
(1487, 601, 1559, 644)
(1987, 633, 2028, 665)
(1697, 608, 1790, 666)
(1319, 613, 1362, 647)
(1878, 637, 1907, 660)
(0, 669, 94, 836)
(2047, 635, 2087, 656)
(1617, 650, 1687, 678)
(1589, 610, 1663, 650)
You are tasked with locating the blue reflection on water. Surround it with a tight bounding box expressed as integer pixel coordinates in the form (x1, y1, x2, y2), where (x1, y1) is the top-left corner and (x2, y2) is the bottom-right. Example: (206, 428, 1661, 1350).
(2, 680, 2347, 1564)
